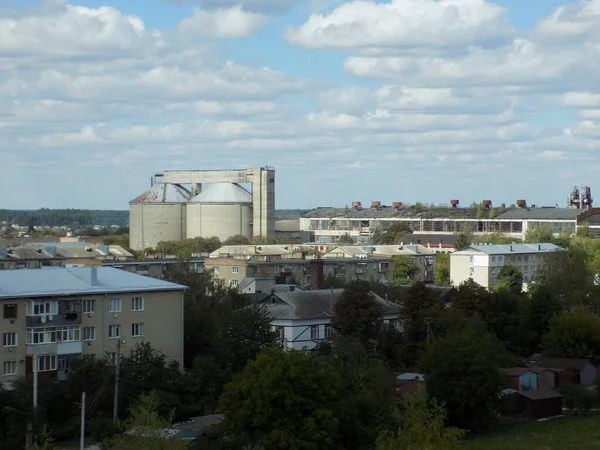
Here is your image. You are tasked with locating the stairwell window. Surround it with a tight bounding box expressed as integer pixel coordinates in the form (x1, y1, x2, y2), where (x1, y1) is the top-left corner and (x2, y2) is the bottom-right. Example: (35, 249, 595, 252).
(132, 297, 144, 312)
(324, 324, 331, 339)
(311, 325, 319, 340)
(108, 325, 121, 339)
(3, 332, 17, 347)
(109, 298, 122, 313)
(132, 323, 144, 337)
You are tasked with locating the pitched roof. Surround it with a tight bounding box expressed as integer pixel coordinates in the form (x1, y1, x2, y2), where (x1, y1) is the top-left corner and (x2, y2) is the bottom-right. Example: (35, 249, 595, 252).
(261, 288, 401, 321)
(130, 183, 190, 203)
(527, 353, 593, 371)
(189, 182, 252, 204)
(496, 208, 582, 220)
(396, 373, 425, 382)
(517, 388, 563, 400)
(0, 267, 186, 299)
(502, 367, 538, 377)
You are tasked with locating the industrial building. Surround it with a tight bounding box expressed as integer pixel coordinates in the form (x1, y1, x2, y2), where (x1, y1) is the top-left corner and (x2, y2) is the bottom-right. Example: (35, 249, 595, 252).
(0, 267, 185, 386)
(129, 167, 275, 251)
(300, 188, 600, 244)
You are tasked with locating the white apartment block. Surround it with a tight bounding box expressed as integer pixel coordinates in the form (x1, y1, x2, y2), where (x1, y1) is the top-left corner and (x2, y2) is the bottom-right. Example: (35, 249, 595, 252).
(450, 243, 564, 290)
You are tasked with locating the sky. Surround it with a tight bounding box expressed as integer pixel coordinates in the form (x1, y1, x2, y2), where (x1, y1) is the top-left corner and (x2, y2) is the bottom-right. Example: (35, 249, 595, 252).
(1, 0, 599, 210)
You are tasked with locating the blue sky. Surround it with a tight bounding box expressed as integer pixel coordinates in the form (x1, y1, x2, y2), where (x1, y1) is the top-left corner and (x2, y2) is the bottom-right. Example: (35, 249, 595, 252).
(1, 0, 599, 210)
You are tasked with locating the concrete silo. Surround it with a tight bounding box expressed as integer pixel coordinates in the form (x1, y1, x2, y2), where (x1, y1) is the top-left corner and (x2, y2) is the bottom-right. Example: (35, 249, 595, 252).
(129, 183, 189, 251)
(186, 183, 253, 241)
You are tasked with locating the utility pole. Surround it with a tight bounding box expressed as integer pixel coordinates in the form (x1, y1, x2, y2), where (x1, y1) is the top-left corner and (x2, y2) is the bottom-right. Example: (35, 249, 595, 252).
(26, 355, 38, 449)
(80, 392, 86, 450)
(113, 341, 121, 423)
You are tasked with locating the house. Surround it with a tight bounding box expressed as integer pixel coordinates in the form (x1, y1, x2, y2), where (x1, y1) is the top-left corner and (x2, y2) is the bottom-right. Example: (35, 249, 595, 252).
(515, 389, 563, 420)
(394, 373, 425, 396)
(259, 288, 402, 351)
(526, 354, 597, 386)
(450, 243, 564, 290)
(0, 267, 186, 386)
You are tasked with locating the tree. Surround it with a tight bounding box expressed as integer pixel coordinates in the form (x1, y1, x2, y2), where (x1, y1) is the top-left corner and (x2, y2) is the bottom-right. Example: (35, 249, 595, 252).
(223, 235, 250, 245)
(494, 264, 523, 294)
(524, 225, 554, 243)
(544, 306, 600, 359)
(454, 224, 473, 250)
(105, 392, 188, 450)
(472, 233, 515, 245)
(420, 324, 513, 431)
(434, 253, 450, 286)
(452, 279, 490, 317)
(391, 255, 420, 285)
(331, 281, 384, 350)
(338, 233, 355, 245)
(373, 223, 412, 245)
(376, 388, 465, 450)
(218, 347, 343, 450)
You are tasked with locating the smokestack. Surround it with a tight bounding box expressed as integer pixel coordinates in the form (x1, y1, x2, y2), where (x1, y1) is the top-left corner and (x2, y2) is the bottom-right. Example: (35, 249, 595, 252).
(371, 201, 381, 209)
(309, 259, 325, 290)
(352, 201, 362, 209)
(392, 201, 402, 208)
(516, 199, 527, 208)
(450, 199, 459, 208)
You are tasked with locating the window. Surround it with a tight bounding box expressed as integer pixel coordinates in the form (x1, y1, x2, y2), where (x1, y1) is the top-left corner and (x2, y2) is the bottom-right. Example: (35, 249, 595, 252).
(3, 360, 17, 375)
(131, 297, 144, 311)
(37, 355, 57, 372)
(83, 327, 96, 341)
(56, 326, 80, 342)
(108, 325, 121, 339)
(311, 325, 319, 340)
(28, 301, 57, 316)
(83, 299, 95, 313)
(275, 326, 284, 341)
(109, 298, 122, 313)
(107, 352, 123, 365)
(132, 323, 144, 337)
(213, 266, 219, 274)
(3, 304, 17, 319)
(324, 324, 331, 339)
(3, 332, 17, 347)
(230, 280, 239, 287)
(491, 256, 496, 263)
(232, 266, 239, 273)
(27, 328, 48, 344)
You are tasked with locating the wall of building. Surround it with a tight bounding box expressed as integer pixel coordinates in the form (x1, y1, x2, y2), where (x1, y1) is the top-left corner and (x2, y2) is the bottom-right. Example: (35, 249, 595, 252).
(450, 252, 490, 288)
(129, 203, 186, 251)
(204, 259, 248, 288)
(186, 203, 252, 241)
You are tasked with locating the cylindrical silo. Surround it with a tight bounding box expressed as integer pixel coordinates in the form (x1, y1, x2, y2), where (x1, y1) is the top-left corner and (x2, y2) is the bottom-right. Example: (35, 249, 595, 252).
(129, 183, 188, 251)
(186, 183, 252, 241)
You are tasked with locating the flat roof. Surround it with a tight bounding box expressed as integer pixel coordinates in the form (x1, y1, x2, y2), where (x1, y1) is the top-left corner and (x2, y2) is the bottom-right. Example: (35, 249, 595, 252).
(458, 243, 563, 255)
(0, 267, 186, 299)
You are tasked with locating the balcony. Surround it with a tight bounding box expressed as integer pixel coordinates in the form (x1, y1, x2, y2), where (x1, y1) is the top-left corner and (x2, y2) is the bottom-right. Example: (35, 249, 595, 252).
(27, 341, 82, 356)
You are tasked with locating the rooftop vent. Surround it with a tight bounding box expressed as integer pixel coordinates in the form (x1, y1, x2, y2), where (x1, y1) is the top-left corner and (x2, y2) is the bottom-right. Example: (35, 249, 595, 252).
(450, 199, 459, 208)
(352, 201, 362, 209)
(516, 200, 527, 208)
(392, 201, 402, 208)
(371, 201, 381, 209)
(483, 200, 492, 209)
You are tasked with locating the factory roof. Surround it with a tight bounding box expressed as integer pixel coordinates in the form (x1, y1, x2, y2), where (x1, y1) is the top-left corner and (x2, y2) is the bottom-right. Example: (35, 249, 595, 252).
(323, 244, 433, 259)
(130, 183, 190, 204)
(457, 243, 563, 255)
(496, 208, 582, 220)
(189, 182, 252, 204)
(261, 289, 401, 321)
(275, 220, 301, 232)
(0, 266, 186, 299)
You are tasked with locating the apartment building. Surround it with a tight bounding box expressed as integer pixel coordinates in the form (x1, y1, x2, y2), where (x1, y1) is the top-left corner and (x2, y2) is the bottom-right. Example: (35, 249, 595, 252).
(450, 243, 563, 290)
(0, 267, 185, 386)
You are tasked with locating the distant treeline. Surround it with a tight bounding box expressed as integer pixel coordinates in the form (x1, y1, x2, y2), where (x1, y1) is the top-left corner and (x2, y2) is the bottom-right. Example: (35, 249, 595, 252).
(0, 208, 306, 228)
(0, 209, 129, 227)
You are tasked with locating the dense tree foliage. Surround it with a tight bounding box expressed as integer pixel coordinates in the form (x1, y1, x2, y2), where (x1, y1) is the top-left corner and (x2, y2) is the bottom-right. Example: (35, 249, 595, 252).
(391, 255, 420, 285)
(371, 223, 412, 245)
(494, 264, 523, 293)
(420, 324, 514, 431)
(544, 306, 600, 358)
(0, 209, 129, 228)
(434, 253, 450, 286)
(338, 233, 356, 245)
(156, 237, 222, 258)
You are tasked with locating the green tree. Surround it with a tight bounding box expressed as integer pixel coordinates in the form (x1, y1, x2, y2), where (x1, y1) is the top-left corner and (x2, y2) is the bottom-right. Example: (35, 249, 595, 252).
(472, 233, 515, 245)
(454, 224, 473, 250)
(494, 264, 523, 294)
(524, 225, 554, 243)
(218, 347, 343, 450)
(544, 306, 600, 358)
(223, 235, 250, 245)
(338, 233, 355, 245)
(434, 253, 450, 286)
(453, 279, 490, 317)
(376, 388, 465, 450)
(331, 281, 384, 350)
(420, 324, 513, 431)
(105, 392, 188, 450)
(373, 223, 412, 245)
(391, 255, 420, 285)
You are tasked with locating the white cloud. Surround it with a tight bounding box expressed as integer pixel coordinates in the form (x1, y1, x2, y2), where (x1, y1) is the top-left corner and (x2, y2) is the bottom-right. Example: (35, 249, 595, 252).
(178, 6, 267, 38)
(536, 0, 600, 41)
(285, 0, 512, 49)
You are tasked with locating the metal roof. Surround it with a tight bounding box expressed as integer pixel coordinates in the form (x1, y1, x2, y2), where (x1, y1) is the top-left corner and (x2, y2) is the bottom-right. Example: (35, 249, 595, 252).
(496, 208, 582, 220)
(274, 220, 300, 232)
(0, 267, 186, 299)
(130, 183, 189, 204)
(396, 373, 425, 381)
(261, 288, 401, 321)
(189, 183, 252, 204)
(460, 243, 563, 255)
(302, 206, 510, 220)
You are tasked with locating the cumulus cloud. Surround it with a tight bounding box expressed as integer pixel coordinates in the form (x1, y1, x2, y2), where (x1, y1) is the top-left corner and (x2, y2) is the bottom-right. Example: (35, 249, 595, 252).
(285, 0, 513, 49)
(178, 6, 267, 38)
(171, 0, 299, 15)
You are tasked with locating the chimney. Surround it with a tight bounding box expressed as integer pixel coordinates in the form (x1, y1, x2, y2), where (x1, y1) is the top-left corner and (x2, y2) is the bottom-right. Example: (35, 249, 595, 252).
(482, 200, 492, 209)
(516, 199, 527, 208)
(309, 259, 325, 290)
(90, 267, 98, 286)
(371, 201, 381, 209)
(352, 201, 362, 209)
(392, 201, 402, 208)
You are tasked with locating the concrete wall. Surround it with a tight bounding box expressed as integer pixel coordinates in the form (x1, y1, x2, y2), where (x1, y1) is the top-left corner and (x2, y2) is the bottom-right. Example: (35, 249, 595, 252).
(186, 203, 252, 241)
(129, 203, 186, 251)
(450, 252, 490, 288)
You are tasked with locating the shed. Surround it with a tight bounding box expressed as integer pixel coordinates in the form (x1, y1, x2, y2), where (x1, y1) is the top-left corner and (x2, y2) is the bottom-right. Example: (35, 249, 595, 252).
(393, 373, 425, 396)
(516, 389, 563, 420)
(527, 354, 596, 386)
(502, 368, 538, 391)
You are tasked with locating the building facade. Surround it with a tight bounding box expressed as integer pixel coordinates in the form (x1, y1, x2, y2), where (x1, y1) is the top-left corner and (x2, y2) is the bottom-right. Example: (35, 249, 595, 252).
(0, 267, 185, 387)
(449, 243, 563, 290)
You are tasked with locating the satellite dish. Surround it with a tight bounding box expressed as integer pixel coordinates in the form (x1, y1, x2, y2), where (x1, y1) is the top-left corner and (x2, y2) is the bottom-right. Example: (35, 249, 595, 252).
(40, 315, 47, 323)
(48, 315, 54, 322)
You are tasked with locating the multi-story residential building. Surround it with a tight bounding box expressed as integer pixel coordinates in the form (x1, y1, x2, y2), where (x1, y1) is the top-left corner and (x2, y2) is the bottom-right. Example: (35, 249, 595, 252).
(260, 288, 401, 350)
(0, 267, 185, 387)
(103, 257, 205, 279)
(449, 243, 564, 290)
(301, 201, 600, 243)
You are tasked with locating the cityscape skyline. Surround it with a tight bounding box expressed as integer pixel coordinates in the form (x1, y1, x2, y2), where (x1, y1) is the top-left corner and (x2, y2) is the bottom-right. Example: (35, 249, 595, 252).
(2, 0, 599, 210)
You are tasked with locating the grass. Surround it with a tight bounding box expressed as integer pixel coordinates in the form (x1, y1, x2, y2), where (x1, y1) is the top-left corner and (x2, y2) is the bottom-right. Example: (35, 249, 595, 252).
(462, 412, 600, 449)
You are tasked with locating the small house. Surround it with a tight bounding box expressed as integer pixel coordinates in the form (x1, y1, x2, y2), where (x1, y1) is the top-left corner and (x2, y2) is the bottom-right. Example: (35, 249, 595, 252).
(527, 354, 596, 386)
(394, 373, 425, 396)
(502, 368, 538, 391)
(515, 389, 563, 420)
